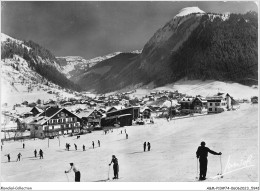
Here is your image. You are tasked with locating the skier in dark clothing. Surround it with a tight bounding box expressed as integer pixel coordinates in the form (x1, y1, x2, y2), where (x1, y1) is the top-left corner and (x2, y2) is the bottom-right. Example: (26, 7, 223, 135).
(5, 154, 10, 162)
(92, 141, 94, 149)
(39, 149, 43, 159)
(196, 141, 222, 180)
(23, 143, 25, 149)
(34, 149, 37, 158)
(65, 163, 81, 182)
(109, 155, 119, 179)
(98, 140, 100, 147)
(83, 145, 85, 151)
(126, 133, 128, 139)
(143, 142, 146, 152)
(147, 142, 151, 151)
(17, 153, 22, 161)
(74, 144, 77, 150)
(67, 144, 70, 151)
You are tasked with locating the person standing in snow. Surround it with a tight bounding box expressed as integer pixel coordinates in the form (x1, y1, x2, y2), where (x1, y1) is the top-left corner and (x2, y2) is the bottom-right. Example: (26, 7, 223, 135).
(74, 144, 77, 150)
(143, 142, 146, 152)
(92, 141, 94, 149)
(147, 142, 151, 151)
(65, 163, 81, 182)
(5, 154, 10, 162)
(196, 141, 222, 180)
(68, 144, 70, 151)
(34, 149, 37, 158)
(23, 143, 25, 149)
(126, 133, 128, 139)
(109, 155, 119, 179)
(98, 140, 100, 147)
(39, 149, 44, 159)
(83, 145, 85, 151)
(16, 153, 22, 161)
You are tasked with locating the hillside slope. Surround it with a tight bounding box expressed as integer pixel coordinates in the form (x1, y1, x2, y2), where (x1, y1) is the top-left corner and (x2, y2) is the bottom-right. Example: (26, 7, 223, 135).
(1, 33, 81, 91)
(78, 8, 258, 93)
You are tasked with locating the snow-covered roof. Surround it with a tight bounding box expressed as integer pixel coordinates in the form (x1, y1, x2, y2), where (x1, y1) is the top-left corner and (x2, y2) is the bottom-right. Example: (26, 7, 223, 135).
(175, 7, 205, 18)
(140, 106, 152, 112)
(179, 97, 194, 102)
(15, 107, 32, 115)
(162, 100, 180, 108)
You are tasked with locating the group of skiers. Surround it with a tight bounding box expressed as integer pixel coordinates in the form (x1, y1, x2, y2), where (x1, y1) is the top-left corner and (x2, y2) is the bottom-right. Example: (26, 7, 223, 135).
(65, 140, 101, 151)
(65, 154, 120, 182)
(92, 140, 100, 149)
(5, 149, 43, 162)
(143, 142, 151, 152)
(33, 149, 44, 159)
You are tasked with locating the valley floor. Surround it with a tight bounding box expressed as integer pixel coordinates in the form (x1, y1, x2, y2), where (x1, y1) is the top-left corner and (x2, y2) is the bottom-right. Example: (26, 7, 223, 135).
(1, 103, 258, 182)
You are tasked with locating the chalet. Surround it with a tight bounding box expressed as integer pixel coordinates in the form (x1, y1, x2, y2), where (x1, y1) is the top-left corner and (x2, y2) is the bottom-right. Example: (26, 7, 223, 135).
(192, 97, 207, 113)
(106, 105, 125, 113)
(140, 106, 152, 119)
(28, 107, 82, 139)
(22, 101, 29, 106)
(206, 93, 232, 113)
(30, 106, 44, 116)
(251, 96, 258, 104)
(101, 106, 140, 127)
(179, 97, 194, 114)
(81, 109, 103, 127)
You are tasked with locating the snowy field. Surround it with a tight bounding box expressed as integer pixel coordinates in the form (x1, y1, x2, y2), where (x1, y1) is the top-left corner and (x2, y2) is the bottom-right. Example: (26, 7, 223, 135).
(129, 80, 258, 100)
(1, 103, 258, 182)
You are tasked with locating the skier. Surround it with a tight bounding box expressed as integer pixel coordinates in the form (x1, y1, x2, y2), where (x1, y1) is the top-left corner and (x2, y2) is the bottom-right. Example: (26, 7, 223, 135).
(74, 144, 77, 150)
(147, 142, 151, 151)
(68, 144, 70, 151)
(34, 149, 37, 158)
(109, 155, 119, 179)
(98, 140, 100, 147)
(65, 163, 81, 182)
(16, 153, 22, 161)
(83, 145, 85, 151)
(121, 130, 122, 134)
(39, 149, 44, 159)
(5, 154, 10, 162)
(23, 143, 25, 149)
(143, 142, 146, 152)
(124, 129, 126, 134)
(1, 145, 2, 151)
(92, 141, 94, 149)
(126, 133, 128, 139)
(196, 141, 222, 180)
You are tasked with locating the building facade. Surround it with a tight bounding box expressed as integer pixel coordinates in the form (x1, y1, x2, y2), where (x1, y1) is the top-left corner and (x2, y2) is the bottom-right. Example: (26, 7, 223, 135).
(29, 107, 82, 138)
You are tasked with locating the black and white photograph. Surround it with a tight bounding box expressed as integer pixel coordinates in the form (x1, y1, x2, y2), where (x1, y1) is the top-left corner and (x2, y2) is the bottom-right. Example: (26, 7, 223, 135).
(1, 1, 259, 190)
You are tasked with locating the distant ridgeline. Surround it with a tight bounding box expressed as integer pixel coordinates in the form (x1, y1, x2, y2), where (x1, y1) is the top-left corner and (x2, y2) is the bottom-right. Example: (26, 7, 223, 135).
(1, 38, 81, 91)
(77, 11, 258, 93)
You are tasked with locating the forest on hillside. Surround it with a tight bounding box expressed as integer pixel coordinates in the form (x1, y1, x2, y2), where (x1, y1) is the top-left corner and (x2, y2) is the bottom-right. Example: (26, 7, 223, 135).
(1, 40, 81, 91)
(169, 12, 258, 85)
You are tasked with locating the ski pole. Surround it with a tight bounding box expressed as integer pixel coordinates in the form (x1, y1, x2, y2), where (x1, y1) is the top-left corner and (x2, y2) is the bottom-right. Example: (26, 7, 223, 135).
(65, 172, 69, 182)
(220, 155, 222, 175)
(108, 165, 110, 180)
(196, 158, 199, 179)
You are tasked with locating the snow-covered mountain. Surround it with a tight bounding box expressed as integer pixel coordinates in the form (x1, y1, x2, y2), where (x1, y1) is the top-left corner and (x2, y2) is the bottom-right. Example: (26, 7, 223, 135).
(1, 33, 81, 94)
(78, 7, 257, 93)
(57, 52, 121, 79)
